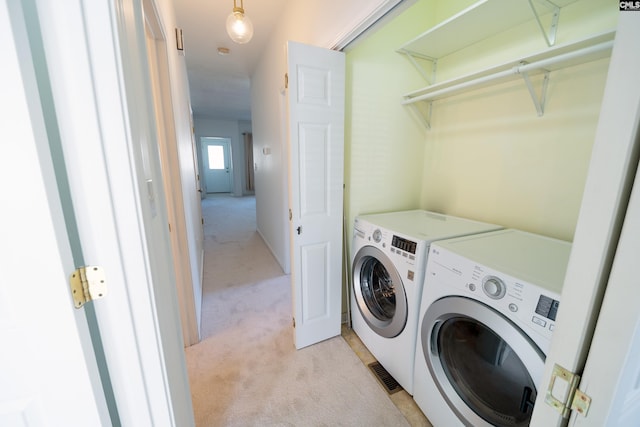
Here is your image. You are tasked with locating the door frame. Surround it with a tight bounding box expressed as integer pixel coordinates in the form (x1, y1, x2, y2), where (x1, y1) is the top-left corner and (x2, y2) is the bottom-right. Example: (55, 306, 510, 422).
(143, 0, 201, 347)
(571, 128, 640, 426)
(29, 0, 195, 425)
(531, 13, 640, 426)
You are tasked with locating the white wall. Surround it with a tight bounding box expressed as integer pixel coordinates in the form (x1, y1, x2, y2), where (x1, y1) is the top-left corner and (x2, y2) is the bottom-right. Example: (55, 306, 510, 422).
(194, 116, 253, 197)
(250, 0, 401, 273)
(345, 2, 437, 237)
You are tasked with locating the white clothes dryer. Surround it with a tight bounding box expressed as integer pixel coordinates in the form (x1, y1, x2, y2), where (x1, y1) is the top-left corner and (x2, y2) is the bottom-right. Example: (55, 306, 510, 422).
(351, 210, 502, 395)
(412, 229, 571, 427)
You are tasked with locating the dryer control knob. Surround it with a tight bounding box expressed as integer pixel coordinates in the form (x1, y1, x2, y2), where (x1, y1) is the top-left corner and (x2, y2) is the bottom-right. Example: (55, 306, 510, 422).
(372, 229, 382, 243)
(482, 276, 506, 299)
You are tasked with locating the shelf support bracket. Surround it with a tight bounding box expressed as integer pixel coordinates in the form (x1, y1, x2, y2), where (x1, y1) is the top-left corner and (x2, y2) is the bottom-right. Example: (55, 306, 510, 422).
(521, 68, 550, 117)
(398, 50, 437, 85)
(408, 101, 432, 129)
(528, 0, 561, 47)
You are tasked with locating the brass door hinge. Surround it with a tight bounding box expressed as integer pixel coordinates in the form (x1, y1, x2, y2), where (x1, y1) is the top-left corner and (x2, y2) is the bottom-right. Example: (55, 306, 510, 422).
(70, 266, 108, 309)
(292, 317, 296, 328)
(285, 73, 288, 89)
(545, 363, 592, 418)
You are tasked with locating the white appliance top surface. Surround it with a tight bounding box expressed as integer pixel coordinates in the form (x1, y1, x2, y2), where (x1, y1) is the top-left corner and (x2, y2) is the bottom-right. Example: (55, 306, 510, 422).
(433, 229, 572, 294)
(356, 210, 502, 242)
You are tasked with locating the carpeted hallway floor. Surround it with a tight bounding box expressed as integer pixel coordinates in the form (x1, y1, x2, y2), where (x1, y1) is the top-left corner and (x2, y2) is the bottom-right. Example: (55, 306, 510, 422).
(185, 195, 428, 426)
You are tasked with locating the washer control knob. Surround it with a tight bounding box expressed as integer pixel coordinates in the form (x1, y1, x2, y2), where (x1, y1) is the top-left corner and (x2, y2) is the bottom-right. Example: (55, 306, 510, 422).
(372, 229, 382, 243)
(468, 283, 476, 292)
(509, 303, 518, 312)
(482, 276, 506, 299)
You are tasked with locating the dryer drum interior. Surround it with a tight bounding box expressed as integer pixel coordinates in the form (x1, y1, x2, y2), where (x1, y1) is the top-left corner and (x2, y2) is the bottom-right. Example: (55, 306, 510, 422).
(352, 245, 407, 338)
(422, 296, 545, 427)
(360, 257, 396, 319)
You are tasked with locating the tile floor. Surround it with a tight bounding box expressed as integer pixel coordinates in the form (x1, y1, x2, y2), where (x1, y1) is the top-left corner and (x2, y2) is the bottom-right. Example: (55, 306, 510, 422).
(341, 325, 433, 427)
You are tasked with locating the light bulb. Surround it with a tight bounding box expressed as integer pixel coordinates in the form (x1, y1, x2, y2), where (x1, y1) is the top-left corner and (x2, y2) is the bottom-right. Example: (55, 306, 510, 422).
(226, 11, 253, 44)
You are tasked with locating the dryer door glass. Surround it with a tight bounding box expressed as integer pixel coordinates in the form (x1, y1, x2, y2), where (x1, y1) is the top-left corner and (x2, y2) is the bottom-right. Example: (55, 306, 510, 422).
(437, 317, 536, 427)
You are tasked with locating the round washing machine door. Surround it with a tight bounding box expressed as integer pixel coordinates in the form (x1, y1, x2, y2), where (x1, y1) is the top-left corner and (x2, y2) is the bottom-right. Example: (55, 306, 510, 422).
(352, 245, 407, 338)
(421, 296, 545, 427)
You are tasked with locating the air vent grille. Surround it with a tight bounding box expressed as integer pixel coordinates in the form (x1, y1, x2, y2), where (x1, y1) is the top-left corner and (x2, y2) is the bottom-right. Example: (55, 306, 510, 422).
(368, 361, 402, 394)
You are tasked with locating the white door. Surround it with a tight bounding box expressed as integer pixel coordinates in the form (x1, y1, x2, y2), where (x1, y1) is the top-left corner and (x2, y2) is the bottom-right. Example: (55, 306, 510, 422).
(287, 41, 345, 349)
(202, 138, 232, 193)
(570, 137, 640, 426)
(1, 2, 106, 424)
(530, 13, 640, 426)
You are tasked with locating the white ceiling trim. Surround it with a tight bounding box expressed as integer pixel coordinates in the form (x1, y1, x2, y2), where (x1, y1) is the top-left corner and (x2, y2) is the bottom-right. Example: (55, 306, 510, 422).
(328, 0, 417, 51)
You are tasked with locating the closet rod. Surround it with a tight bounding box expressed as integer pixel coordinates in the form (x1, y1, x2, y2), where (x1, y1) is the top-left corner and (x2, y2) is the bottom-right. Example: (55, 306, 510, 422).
(403, 40, 613, 105)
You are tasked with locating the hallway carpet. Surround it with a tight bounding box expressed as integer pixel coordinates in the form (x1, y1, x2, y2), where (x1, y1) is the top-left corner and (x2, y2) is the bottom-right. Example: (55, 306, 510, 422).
(185, 195, 409, 426)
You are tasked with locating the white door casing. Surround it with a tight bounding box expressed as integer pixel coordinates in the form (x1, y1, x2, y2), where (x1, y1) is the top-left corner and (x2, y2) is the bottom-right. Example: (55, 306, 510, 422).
(572, 130, 640, 426)
(27, 0, 195, 425)
(143, 0, 201, 346)
(1, 2, 107, 424)
(531, 13, 640, 426)
(287, 41, 346, 349)
(202, 138, 233, 193)
(102, 0, 195, 423)
(565, 12, 640, 427)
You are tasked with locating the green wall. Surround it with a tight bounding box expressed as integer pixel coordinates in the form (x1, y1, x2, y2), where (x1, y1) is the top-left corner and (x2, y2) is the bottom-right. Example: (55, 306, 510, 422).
(345, 0, 438, 236)
(345, 0, 618, 250)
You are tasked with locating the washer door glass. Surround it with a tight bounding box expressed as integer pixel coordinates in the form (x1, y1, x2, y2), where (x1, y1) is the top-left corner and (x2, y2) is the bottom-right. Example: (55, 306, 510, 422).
(360, 256, 395, 320)
(352, 246, 407, 338)
(423, 297, 544, 427)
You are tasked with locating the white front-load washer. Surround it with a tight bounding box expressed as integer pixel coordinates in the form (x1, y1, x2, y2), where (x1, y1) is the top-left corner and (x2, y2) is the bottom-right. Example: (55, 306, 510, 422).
(413, 229, 572, 427)
(351, 210, 502, 395)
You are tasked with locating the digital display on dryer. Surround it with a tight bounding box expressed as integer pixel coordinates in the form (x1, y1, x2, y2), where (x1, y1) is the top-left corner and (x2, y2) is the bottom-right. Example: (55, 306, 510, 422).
(392, 235, 417, 254)
(535, 295, 560, 321)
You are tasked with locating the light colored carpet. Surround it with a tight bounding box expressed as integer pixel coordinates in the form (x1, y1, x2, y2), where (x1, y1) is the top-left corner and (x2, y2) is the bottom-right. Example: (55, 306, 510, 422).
(185, 195, 409, 426)
(200, 195, 284, 290)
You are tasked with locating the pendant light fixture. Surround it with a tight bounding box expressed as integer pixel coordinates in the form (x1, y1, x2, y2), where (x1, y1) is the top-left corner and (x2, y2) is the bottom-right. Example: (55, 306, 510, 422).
(225, 0, 253, 44)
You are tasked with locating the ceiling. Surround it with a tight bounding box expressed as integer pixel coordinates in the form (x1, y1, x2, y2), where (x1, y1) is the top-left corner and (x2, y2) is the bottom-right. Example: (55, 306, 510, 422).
(175, 0, 289, 121)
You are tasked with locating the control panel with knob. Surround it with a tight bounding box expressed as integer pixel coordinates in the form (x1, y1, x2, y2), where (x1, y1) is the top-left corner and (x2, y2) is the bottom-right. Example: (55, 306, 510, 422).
(482, 275, 506, 299)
